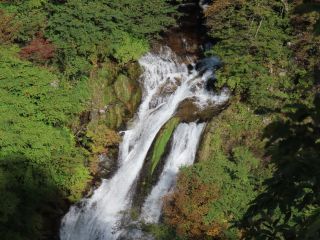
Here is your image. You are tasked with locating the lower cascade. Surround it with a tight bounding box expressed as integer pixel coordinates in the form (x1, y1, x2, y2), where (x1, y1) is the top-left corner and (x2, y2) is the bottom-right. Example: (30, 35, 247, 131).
(59, 47, 228, 240)
(140, 122, 205, 224)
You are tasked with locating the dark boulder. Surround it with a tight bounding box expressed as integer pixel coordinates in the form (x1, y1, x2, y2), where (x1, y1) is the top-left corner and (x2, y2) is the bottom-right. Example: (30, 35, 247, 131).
(187, 63, 194, 74)
(206, 76, 217, 91)
(202, 41, 213, 51)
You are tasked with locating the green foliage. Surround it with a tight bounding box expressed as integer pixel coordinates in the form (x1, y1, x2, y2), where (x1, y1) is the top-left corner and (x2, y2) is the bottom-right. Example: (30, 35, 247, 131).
(243, 95, 320, 239)
(205, 0, 297, 110)
(0, 46, 88, 126)
(102, 0, 178, 38)
(164, 104, 273, 239)
(2, 0, 177, 77)
(3, 1, 48, 43)
(0, 156, 59, 240)
(86, 122, 120, 155)
(44, 0, 176, 77)
(0, 45, 90, 239)
(164, 1, 320, 239)
(143, 223, 184, 240)
(111, 31, 149, 64)
(0, 0, 180, 239)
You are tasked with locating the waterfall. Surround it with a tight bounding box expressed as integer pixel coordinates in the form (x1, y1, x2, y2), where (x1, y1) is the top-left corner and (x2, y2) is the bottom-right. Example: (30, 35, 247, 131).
(60, 47, 228, 240)
(140, 122, 205, 223)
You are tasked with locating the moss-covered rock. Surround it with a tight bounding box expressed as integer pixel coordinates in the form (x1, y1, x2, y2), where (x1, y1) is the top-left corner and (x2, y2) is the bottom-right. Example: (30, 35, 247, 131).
(149, 117, 180, 175)
(132, 117, 180, 210)
(114, 74, 132, 103)
(113, 73, 142, 114)
(104, 103, 127, 129)
(103, 85, 117, 106)
(88, 61, 142, 129)
(81, 61, 143, 179)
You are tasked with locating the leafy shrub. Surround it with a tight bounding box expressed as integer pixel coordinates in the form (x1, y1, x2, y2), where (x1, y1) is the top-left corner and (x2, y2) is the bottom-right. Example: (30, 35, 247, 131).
(19, 35, 55, 63)
(111, 31, 149, 64)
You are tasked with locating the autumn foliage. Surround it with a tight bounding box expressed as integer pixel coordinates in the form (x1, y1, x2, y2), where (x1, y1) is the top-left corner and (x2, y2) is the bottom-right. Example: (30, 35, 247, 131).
(290, 0, 320, 71)
(163, 174, 225, 239)
(19, 35, 55, 63)
(0, 10, 20, 44)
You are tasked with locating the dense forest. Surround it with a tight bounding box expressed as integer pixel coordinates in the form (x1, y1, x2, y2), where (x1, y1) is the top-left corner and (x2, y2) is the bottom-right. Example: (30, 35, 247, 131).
(161, 1, 320, 239)
(0, 0, 178, 239)
(0, 0, 319, 240)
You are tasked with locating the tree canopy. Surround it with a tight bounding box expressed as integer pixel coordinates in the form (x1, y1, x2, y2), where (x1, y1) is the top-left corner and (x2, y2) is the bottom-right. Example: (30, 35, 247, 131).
(0, 0, 179, 239)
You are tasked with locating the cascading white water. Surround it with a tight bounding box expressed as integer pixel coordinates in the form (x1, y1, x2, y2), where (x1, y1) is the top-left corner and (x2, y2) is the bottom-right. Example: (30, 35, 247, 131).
(199, 0, 211, 10)
(60, 47, 228, 240)
(140, 122, 205, 223)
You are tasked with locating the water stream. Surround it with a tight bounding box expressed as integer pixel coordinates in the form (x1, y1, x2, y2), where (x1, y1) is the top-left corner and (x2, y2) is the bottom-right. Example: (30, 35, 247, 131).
(60, 47, 228, 240)
(140, 122, 205, 224)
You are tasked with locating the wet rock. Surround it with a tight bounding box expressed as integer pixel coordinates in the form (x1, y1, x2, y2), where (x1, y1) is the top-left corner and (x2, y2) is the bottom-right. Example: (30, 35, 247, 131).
(157, 77, 181, 96)
(176, 98, 198, 122)
(98, 154, 115, 174)
(87, 152, 118, 194)
(98, 154, 113, 172)
(195, 56, 222, 74)
(85, 187, 94, 198)
(98, 109, 106, 114)
(176, 97, 228, 122)
(158, 31, 201, 61)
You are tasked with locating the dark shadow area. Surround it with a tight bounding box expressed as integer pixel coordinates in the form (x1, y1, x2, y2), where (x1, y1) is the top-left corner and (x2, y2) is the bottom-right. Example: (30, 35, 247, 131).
(291, 0, 320, 90)
(159, 0, 214, 58)
(242, 94, 320, 239)
(294, 1, 320, 14)
(294, 1, 320, 35)
(0, 154, 68, 240)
